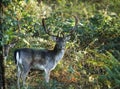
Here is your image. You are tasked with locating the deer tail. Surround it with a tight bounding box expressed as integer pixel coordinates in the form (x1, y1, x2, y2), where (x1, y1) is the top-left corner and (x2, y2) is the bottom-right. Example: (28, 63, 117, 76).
(14, 49, 19, 64)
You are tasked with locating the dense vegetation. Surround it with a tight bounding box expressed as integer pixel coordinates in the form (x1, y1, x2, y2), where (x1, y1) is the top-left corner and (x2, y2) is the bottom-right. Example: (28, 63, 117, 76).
(1, 0, 120, 89)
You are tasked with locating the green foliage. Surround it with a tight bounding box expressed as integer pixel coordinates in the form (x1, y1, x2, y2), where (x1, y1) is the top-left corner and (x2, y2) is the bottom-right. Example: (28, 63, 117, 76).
(98, 52, 120, 88)
(76, 10, 120, 50)
(1, 0, 120, 89)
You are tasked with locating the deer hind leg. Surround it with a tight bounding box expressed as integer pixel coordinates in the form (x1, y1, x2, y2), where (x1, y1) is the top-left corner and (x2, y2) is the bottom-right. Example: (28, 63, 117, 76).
(21, 64, 30, 89)
(45, 69, 51, 83)
(21, 72, 28, 89)
(17, 65, 21, 89)
(16, 51, 23, 89)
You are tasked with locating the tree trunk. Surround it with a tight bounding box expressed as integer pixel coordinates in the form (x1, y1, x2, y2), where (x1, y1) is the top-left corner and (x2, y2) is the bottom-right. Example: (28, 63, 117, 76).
(0, 1, 5, 89)
(0, 46, 5, 89)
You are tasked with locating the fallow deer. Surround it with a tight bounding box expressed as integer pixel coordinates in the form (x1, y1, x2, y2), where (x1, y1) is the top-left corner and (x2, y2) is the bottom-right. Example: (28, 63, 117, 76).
(14, 16, 78, 89)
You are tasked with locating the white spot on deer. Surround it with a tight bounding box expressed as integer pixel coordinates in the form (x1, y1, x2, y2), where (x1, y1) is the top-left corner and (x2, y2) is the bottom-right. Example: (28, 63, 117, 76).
(16, 52, 22, 64)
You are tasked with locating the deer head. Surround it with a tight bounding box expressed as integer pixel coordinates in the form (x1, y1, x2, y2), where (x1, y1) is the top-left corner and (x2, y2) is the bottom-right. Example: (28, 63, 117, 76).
(3, 40, 18, 60)
(42, 16, 78, 50)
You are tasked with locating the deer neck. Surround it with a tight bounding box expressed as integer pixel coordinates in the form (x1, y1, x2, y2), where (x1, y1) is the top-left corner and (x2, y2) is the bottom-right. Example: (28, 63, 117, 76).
(53, 44, 65, 62)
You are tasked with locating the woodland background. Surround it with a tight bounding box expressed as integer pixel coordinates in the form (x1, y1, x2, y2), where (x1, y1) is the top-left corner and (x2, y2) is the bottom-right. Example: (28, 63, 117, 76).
(0, 0, 120, 89)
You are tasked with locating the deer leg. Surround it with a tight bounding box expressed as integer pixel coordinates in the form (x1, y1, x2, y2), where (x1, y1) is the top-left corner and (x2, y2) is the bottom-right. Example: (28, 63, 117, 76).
(17, 66, 21, 89)
(45, 69, 51, 83)
(21, 72, 28, 89)
(21, 65, 30, 89)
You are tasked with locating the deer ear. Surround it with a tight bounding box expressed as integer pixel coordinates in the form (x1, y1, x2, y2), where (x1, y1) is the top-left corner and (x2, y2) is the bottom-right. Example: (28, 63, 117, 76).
(51, 36, 57, 41)
(65, 36, 70, 41)
(9, 43, 16, 48)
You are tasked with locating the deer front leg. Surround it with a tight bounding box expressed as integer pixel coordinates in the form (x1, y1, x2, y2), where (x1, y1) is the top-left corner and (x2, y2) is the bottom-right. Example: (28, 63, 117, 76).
(45, 69, 51, 83)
